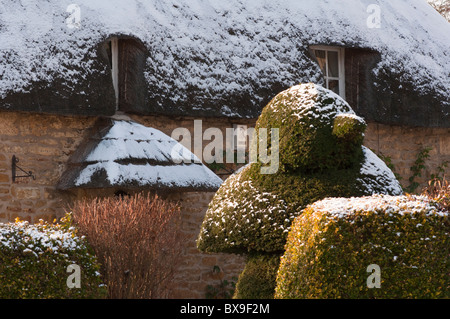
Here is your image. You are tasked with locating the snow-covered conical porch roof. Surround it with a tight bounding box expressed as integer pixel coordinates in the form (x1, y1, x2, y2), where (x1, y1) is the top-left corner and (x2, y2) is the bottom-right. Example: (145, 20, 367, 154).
(57, 119, 223, 192)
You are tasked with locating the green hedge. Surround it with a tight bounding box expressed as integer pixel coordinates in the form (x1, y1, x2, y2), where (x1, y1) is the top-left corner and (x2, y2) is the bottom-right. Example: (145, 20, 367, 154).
(197, 165, 295, 254)
(197, 83, 403, 299)
(275, 195, 450, 299)
(253, 84, 363, 173)
(233, 254, 281, 299)
(0, 215, 106, 299)
(197, 163, 378, 254)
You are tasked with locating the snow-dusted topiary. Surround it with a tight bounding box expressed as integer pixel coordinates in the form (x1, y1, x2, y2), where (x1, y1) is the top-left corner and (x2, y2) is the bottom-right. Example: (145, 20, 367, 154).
(197, 83, 403, 298)
(197, 165, 293, 254)
(276, 194, 450, 299)
(198, 83, 402, 254)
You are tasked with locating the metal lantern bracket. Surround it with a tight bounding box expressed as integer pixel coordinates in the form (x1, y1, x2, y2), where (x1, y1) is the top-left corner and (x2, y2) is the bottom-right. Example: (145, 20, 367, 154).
(12, 155, 35, 182)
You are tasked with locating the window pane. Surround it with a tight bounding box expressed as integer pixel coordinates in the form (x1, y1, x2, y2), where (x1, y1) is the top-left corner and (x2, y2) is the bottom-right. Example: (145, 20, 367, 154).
(327, 51, 339, 78)
(314, 50, 326, 73)
(328, 80, 339, 94)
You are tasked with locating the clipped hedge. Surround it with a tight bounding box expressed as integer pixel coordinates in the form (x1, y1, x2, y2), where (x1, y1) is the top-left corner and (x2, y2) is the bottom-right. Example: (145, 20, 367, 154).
(253, 84, 364, 173)
(0, 215, 106, 299)
(197, 83, 403, 299)
(233, 254, 280, 299)
(197, 84, 402, 255)
(197, 165, 295, 254)
(275, 195, 450, 299)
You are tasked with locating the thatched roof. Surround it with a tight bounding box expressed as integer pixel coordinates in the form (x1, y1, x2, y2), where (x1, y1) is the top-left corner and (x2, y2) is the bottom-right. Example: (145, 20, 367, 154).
(0, 0, 449, 127)
(57, 118, 223, 191)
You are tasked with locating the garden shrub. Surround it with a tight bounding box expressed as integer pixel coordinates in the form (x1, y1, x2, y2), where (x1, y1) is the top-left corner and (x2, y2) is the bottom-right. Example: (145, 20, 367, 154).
(71, 193, 183, 299)
(0, 215, 106, 299)
(198, 84, 402, 254)
(233, 254, 280, 299)
(422, 177, 449, 212)
(275, 194, 450, 299)
(197, 84, 402, 298)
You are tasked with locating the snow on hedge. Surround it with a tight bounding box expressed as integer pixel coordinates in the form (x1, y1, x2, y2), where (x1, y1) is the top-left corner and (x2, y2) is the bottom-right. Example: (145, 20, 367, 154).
(358, 146, 403, 195)
(276, 193, 449, 299)
(197, 165, 293, 252)
(274, 84, 356, 124)
(0, 218, 90, 256)
(308, 194, 448, 220)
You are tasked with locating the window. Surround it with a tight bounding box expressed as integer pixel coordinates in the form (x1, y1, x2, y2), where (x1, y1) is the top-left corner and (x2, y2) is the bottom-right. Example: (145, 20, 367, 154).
(310, 46, 346, 99)
(108, 38, 119, 110)
(233, 124, 248, 151)
(104, 36, 147, 113)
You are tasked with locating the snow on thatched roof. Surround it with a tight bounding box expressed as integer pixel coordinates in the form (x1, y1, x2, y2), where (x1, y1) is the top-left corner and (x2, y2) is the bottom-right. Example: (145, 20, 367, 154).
(0, 0, 449, 126)
(57, 119, 223, 191)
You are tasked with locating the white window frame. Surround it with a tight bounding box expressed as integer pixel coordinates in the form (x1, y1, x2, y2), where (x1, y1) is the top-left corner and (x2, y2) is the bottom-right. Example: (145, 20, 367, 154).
(233, 124, 248, 151)
(310, 45, 346, 99)
(110, 37, 119, 111)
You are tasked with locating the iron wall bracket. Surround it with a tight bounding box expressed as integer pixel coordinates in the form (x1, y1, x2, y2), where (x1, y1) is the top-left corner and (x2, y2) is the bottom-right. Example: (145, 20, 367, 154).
(12, 155, 35, 183)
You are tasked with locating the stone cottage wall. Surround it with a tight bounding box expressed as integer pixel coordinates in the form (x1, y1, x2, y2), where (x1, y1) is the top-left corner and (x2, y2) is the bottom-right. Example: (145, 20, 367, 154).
(0, 110, 448, 299)
(0, 111, 96, 222)
(166, 192, 245, 299)
(0, 110, 448, 220)
(364, 122, 450, 189)
(0, 110, 448, 223)
(0, 111, 252, 222)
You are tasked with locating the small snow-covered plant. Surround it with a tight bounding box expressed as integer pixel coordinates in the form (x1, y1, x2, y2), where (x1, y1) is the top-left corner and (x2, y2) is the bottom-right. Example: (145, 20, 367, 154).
(276, 194, 450, 299)
(0, 215, 106, 299)
(422, 176, 449, 212)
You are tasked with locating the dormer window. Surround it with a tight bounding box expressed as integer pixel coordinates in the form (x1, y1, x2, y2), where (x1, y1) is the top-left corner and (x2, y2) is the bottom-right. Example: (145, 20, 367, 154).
(104, 36, 147, 114)
(108, 38, 119, 110)
(310, 46, 346, 99)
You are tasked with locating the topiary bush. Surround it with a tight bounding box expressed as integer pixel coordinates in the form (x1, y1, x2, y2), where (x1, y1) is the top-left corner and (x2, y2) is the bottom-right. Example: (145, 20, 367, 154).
(0, 215, 106, 299)
(233, 254, 280, 299)
(275, 194, 450, 299)
(197, 83, 402, 298)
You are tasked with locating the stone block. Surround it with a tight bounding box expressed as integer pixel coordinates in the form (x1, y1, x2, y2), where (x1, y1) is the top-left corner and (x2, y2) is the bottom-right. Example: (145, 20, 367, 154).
(0, 174, 9, 183)
(440, 135, 450, 155)
(202, 256, 218, 267)
(11, 186, 41, 200)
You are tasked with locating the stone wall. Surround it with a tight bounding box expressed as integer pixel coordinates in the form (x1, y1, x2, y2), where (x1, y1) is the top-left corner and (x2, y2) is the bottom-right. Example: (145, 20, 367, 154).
(0, 110, 448, 299)
(0, 111, 96, 222)
(364, 122, 450, 191)
(166, 192, 245, 299)
(0, 110, 254, 222)
(0, 110, 448, 222)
